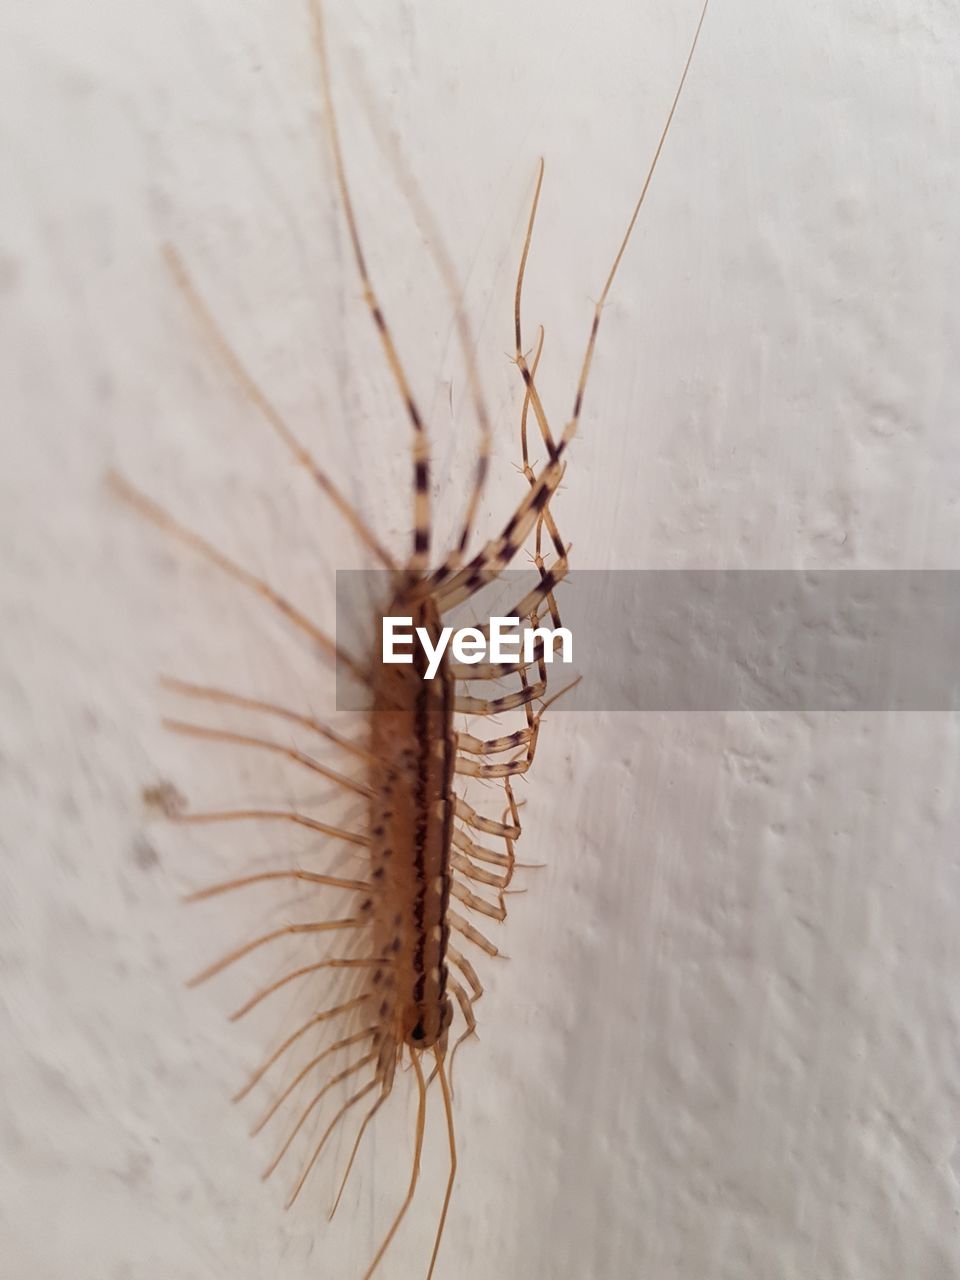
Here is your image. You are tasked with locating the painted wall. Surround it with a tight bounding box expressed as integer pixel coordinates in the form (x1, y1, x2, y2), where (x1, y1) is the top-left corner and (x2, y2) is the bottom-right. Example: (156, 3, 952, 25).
(3, 1, 959, 1276)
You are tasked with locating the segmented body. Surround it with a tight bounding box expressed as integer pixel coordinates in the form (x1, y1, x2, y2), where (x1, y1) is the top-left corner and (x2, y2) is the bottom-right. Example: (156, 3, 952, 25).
(112, 1, 710, 1275)
(369, 589, 456, 1060)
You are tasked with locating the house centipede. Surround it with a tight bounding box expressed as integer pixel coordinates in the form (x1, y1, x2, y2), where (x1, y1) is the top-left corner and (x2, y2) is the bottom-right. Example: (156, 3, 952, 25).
(111, 0, 711, 1274)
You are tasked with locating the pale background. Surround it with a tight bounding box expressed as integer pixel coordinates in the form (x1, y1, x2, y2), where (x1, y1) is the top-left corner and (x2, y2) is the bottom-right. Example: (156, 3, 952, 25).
(3, 1, 960, 1277)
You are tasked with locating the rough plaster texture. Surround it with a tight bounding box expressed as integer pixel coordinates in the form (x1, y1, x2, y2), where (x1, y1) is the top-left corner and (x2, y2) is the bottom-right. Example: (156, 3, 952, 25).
(3, 1, 960, 1277)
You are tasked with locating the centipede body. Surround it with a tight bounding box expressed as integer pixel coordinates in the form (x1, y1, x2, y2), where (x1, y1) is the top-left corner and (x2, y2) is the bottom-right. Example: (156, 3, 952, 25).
(109, 0, 712, 1275)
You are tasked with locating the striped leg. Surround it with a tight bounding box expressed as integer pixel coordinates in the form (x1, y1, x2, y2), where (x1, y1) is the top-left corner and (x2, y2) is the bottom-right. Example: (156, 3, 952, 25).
(310, 0, 433, 571)
(454, 795, 520, 841)
(158, 676, 375, 763)
(162, 246, 397, 572)
(430, 0, 710, 600)
(346, 63, 496, 574)
(108, 473, 366, 682)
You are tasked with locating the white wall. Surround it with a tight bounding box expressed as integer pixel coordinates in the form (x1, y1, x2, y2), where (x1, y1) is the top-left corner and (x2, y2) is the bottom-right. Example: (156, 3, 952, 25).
(3, 1, 960, 1277)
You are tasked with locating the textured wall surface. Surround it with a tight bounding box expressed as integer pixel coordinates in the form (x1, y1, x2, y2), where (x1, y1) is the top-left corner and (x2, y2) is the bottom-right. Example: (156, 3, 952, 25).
(3, 1, 960, 1277)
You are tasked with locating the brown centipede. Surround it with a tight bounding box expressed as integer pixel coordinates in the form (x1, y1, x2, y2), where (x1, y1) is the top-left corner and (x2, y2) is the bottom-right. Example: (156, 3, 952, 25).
(111, 0, 711, 1274)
